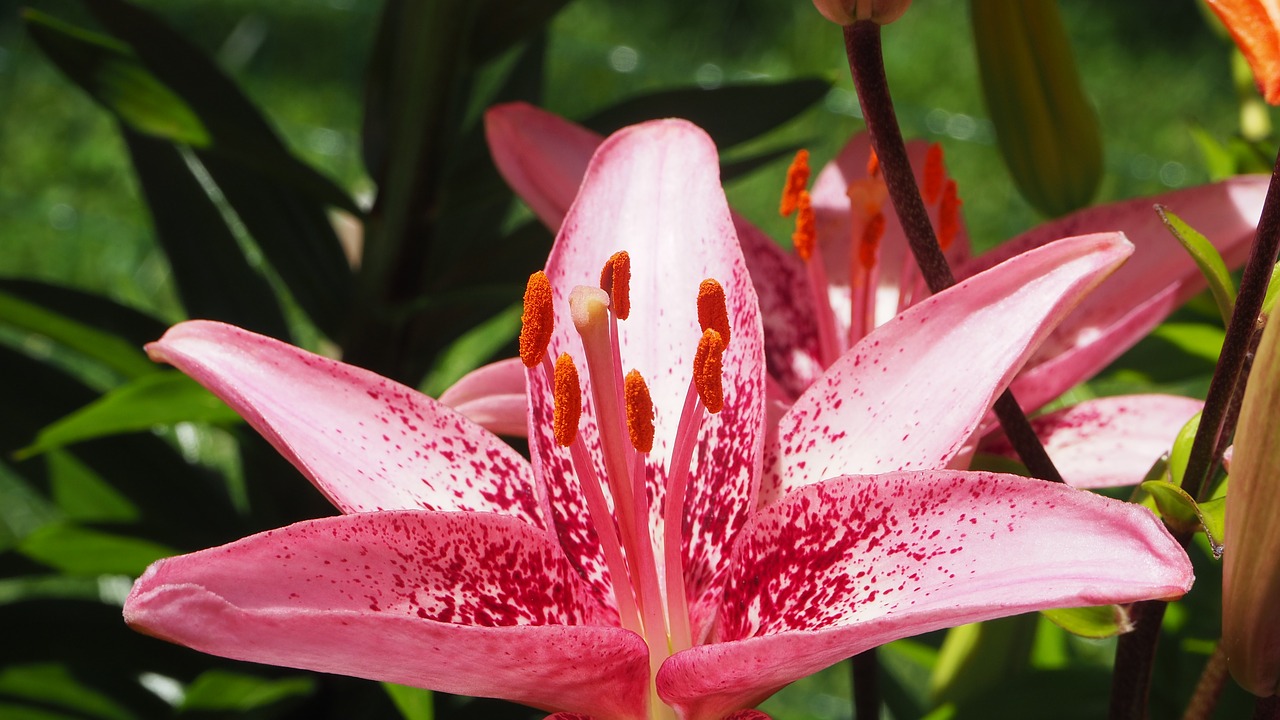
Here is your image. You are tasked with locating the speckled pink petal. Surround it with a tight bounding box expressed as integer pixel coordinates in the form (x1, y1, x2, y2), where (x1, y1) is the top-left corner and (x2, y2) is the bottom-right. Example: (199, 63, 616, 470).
(125, 511, 649, 720)
(980, 395, 1203, 488)
(960, 176, 1267, 412)
(147, 321, 544, 525)
(659, 470, 1192, 720)
(810, 133, 970, 335)
(484, 102, 821, 407)
(438, 357, 530, 438)
(531, 120, 766, 633)
(762, 233, 1132, 502)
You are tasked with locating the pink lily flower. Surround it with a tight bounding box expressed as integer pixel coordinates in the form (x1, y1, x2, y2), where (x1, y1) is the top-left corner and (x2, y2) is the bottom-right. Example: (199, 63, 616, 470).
(124, 120, 1191, 720)
(453, 102, 1267, 486)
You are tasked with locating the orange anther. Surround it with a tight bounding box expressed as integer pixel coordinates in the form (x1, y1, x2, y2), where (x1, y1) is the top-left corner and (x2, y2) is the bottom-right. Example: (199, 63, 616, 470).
(779, 149, 811, 217)
(792, 190, 817, 263)
(697, 279, 732, 347)
(858, 212, 885, 270)
(552, 353, 582, 447)
(624, 369, 655, 453)
(938, 179, 961, 251)
(866, 149, 880, 178)
(599, 251, 632, 320)
(922, 143, 945, 205)
(694, 329, 725, 414)
(519, 271, 554, 368)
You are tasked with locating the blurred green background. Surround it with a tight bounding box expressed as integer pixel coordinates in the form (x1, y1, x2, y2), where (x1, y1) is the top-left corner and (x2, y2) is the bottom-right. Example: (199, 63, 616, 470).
(0, 0, 1247, 324)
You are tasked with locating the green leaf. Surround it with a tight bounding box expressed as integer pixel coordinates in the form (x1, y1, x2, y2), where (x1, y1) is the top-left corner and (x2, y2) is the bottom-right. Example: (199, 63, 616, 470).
(0, 290, 156, 380)
(582, 79, 830, 151)
(0, 462, 60, 551)
(1198, 495, 1226, 550)
(1168, 411, 1201, 488)
(0, 664, 136, 720)
(179, 670, 316, 713)
(122, 131, 292, 340)
(0, 280, 168, 352)
(17, 371, 241, 459)
(1141, 479, 1224, 556)
(383, 683, 434, 720)
(1189, 125, 1238, 182)
(19, 523, 177, 576)
(420, 304, 521, 397)
(23, 10, 209, 146)
(0, 575, 118, 606)
(46, 450, 139, 523)
(1040, 605, 1133, 639)
(1157, 205, 1237, 324)
(931, 615, 1037, 706)
(1262, 262, 1280, 316)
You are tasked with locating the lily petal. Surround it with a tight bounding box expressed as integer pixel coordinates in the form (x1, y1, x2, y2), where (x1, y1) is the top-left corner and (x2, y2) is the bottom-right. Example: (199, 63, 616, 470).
(1206, 0, 1280, 105)
(979, 395, 1203, 488)
(659, 470, 1192, 720)
(527, 120, 766, 629)
(148, 321, 545, 525)
(438, 357, 530, 437)
(763, 233, 1132, 501)
(125, 511, 649, 719)
(486, 102, 820, 405)
(960, 176, 1268, 412)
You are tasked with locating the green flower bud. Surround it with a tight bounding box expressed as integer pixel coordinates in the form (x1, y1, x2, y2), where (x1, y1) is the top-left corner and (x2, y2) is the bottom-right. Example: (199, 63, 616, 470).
(1224, 315, 1280, 697)
(970, 0, 1102, 217)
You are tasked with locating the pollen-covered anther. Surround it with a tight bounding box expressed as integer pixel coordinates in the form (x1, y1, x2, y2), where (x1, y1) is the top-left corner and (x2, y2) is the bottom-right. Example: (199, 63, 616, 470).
(859, 212, 885, 270)
(552, 353, 582, 447)
(792, 190, 817, 262)
(697, 278, 732, 346)
(938, 178, 962, 251)
(599, 251, 631, 320)
(779, 148, 811, 217)
(519, 271, 554, 368)
(922, 142, 945, 205)
(624, 369, 655, 453)
(694, 329, 726, 414)
(866, 148, 880, 178)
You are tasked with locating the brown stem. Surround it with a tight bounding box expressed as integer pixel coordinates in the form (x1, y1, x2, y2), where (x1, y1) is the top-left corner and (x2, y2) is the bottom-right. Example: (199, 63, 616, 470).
(1182, 643, 1229, 720)
(843, 21, 1063, 483)
(1108, 600, 1169, 720)
(851, 649, 880, 719)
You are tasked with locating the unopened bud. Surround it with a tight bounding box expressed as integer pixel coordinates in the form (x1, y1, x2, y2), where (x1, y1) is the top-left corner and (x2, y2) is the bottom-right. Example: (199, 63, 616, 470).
(811, 0, 910, 25)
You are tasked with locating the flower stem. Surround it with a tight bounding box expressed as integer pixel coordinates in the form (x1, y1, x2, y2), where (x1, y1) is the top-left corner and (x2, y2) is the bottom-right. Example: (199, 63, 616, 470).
(1179, 145, 1280, 502)
(1181, 643, 1228, 720)
(850, 649, 880, 719)
(1109, 139, 1280, 720)
(843, 20, 1063, 484)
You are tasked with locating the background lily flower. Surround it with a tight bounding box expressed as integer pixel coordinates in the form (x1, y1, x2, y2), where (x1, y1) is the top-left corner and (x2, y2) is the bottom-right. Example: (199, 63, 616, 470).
(468, 102, 1267, 485)
(125, 120, 1192, 720)
(1205, 0, 1280, 105)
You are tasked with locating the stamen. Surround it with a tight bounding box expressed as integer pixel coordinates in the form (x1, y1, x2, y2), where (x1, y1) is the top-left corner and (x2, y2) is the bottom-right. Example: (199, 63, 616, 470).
(866, 148, 880, 178)
(938, 178, 962, 251)
(697, 279, 732, 346)
(779, 149, 811, 217)
(599, 251, 632, 320)
(552, 353, 581, 447)
(624, 369, 655, 453)
(519, 271, 554, 368)
(922, 143, 945, 205)
(858, 212, 885, 270)
(693, 329, 726, 414)
(792, 190, 817, 262)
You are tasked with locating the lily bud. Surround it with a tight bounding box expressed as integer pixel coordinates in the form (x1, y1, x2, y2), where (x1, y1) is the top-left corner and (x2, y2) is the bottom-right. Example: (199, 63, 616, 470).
(1224, 315, 1280, 696)
(970, 0, 1102, 217)
(811, 0, 910, 25)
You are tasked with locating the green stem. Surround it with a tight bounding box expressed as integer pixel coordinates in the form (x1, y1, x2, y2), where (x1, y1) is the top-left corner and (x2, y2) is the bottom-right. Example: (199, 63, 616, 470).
(842, 20, 1063, 484)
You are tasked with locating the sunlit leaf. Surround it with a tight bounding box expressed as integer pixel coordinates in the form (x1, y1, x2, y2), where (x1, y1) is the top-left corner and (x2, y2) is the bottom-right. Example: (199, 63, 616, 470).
(1168, 411, 1201, 488)
(46, 450, 139, 524)
(0, 663, 135, 720)
(19, 523, 177, 576)
(1157, 206, 1237, 324)
(1141, 480, 1224, 556)
(17, 371, 241, 459)
(0, 290, 155, 380)
(383, 683, 434, 720)
(179, 670, 316, 712)
(1041, 605, 1133, 639)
